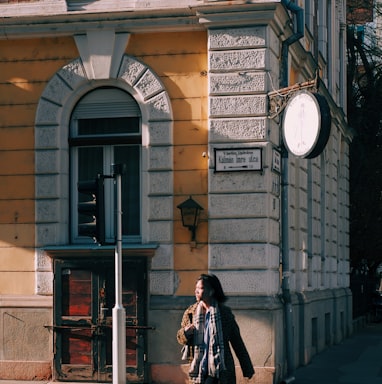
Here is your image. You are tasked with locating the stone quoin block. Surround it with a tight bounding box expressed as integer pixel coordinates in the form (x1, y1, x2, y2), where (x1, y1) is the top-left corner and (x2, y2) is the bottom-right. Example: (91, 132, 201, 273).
(210, 95, 267, 117)
(150, 270, 175, 295)
(148, 171, 173, 195)
(209, 72, 266, 94)
(209, 243, 279, 269)
(209, 193, 267, 218)
(209, 118, 267, 142)
(209, 27, 266, 49)
(149, 196, 173, 221)
(209, 49, 266, 72)
(149, 220, 172, 243)
(213, 270, 280, 295)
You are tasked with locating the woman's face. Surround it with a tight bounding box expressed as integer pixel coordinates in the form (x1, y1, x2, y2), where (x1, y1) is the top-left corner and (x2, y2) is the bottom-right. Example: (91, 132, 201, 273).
(195, 279, 211, 303)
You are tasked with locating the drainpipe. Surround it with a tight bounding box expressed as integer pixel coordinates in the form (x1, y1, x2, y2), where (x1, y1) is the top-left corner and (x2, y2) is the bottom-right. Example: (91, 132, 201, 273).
(280, 0, 304, 88)
(279, 1, 304, 384)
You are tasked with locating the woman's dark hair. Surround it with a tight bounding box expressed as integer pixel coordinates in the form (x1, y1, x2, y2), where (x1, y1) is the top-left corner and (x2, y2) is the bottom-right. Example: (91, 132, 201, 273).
(198, 273, 227, 303)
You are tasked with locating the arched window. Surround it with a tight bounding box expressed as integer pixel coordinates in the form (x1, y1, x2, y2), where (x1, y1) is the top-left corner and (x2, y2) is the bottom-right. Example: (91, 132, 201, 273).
(70, 87, 142, 244)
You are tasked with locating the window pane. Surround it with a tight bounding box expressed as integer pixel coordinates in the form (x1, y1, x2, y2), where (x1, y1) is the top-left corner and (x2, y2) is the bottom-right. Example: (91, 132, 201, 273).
(62, 269, 92, 316)
(115, 146, 140, 236)
(78, 117, 140, 136)
(77, 148, 104, 233)
(78, 147, 103, 181)
(71, 91, 142, 243)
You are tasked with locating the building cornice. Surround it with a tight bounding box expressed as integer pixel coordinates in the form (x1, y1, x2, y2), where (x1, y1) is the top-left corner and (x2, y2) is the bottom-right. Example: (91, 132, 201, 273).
(0, 1, 283, 39)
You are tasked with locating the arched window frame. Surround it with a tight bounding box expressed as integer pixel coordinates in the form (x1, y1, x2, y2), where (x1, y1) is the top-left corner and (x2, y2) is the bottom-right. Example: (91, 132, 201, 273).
(69, 87, 142, 244)
(35, 55, 173, 252)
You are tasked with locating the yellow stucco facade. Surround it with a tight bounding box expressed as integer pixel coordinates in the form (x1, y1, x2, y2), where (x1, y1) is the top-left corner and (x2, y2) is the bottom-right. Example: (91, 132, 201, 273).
(0, 2, 352, 383)
(0, 31, 209, 296)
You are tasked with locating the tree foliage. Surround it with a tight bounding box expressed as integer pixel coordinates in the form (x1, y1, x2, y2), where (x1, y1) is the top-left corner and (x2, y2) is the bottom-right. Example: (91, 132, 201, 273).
(347, 1, 382, 274)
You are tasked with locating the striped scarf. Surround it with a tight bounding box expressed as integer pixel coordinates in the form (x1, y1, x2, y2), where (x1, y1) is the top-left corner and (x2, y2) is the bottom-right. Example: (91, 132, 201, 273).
(189, 301, 226, 383)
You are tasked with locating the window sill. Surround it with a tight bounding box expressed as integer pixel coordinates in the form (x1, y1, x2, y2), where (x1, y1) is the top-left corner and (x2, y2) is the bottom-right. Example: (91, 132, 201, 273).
(44, 243, 159, 259)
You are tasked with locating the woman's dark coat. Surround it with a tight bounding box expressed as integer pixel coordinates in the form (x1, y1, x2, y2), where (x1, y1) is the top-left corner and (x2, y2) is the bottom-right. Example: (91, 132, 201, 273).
(177, 302, 254, 384)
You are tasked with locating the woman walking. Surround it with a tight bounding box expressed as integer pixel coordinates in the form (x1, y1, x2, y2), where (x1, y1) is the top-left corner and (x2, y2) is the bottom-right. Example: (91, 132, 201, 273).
(177, 274, 254, 384)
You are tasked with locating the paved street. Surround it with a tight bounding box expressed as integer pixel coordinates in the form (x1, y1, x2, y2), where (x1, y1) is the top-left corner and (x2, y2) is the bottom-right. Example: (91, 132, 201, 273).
(294, 321, 382, 384)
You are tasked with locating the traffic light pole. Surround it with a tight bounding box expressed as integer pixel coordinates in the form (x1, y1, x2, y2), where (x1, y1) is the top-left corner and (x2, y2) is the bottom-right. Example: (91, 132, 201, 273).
(112, 165, 126, 384)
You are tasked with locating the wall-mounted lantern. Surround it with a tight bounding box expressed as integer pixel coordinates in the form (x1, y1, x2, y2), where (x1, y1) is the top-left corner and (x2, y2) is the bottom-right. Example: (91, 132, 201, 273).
(177, 196, 204, 242)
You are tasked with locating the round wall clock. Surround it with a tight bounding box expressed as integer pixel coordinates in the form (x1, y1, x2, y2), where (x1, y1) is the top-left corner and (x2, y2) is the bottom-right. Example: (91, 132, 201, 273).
(282, 90, 331, 159)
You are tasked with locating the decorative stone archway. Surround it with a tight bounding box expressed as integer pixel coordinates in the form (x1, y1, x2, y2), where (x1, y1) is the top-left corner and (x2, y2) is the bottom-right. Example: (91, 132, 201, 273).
(34, 48, 174, 295)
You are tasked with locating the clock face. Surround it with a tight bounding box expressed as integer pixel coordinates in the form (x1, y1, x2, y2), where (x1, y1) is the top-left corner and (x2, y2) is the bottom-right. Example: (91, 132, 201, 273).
(282, 91, 331, 159)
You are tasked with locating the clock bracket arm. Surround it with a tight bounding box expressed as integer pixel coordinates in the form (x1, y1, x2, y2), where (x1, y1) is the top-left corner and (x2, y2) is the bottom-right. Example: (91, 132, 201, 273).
(268, 78, 318, 119)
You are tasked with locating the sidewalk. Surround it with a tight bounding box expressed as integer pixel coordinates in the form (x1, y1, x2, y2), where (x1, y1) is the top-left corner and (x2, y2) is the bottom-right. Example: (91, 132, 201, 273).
(1, 322, 381, 384)
(294, 321, 382, 384)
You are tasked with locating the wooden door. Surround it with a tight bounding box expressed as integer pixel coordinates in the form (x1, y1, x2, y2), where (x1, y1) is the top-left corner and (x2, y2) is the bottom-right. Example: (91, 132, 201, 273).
(53, 258, 148, 382)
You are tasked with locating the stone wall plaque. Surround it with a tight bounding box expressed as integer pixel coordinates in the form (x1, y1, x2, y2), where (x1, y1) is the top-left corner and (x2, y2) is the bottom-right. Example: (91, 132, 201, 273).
(214, 147, 262, 172)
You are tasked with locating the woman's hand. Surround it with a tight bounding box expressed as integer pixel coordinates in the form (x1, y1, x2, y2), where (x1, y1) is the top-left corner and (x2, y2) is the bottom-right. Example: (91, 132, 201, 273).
(184, 323, 194, 338)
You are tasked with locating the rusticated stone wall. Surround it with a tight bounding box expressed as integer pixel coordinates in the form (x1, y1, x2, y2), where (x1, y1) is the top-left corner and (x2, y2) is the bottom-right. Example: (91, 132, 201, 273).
(207, 26, 281, 296)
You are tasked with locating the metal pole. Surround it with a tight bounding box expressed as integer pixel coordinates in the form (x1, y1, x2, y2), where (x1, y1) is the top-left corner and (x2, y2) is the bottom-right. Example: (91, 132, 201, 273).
(279, 3, 304, 383)
(112, 166, 126, 384)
